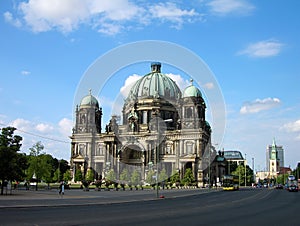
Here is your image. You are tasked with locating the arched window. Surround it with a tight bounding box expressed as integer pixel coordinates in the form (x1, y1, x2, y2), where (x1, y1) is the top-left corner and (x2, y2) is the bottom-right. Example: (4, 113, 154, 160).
(186, 107, 193, 118)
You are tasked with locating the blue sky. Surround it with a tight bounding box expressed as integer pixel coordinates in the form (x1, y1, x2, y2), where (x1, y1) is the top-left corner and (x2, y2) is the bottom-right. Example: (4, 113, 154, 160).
(1, 0, 300, 171)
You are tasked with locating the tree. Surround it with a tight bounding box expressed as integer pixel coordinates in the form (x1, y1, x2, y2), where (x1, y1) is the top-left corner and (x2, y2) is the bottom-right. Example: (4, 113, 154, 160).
(276, 174, 289, 185)
(226, 161, 238, 175)
(27, 142, 52, 190)
(159, 168, 168, 182)
(169, 170, 180, 186)
(231, 164, 254, 186)
(74, 168, 83, 182)
(145, 170, 156, 186)
(85, 168, 95, 183)
(182, 168, 195, 186)
(104, 169, 116, 189)
(53, 168, 60, 183)
(120, 168, 130, 184)
(52, 159, 69, 182)
(63, 170, 72, 182)
(131, 169, 141, 188)
(106, 169, 116, 182)
(40, 154, 55, 188)
(0, 127, 27, 195)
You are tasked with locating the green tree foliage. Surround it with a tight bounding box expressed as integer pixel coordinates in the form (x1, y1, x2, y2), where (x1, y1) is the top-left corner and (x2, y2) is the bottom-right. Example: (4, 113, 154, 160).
(276, 174, 289, 185)
(41, 154, 55, 186)
(85, 168, 95, 182)
(131, 169, 141, 186)
(0, 127, 27, 195)
(52, 159, 69, 182)
(226, 161, 238, 175)
(145, 170, 156, 186)
(159, 168, 168, 182)
(231, 164, 254, 186)
(120, 168, 130, 184)
(106, 169, 116, 182)
(53, 168, 60, 183)
(292, 163, 300, 180)
(182, 168, 195, 186)
(63, 170, 71, 182)
(27, 142, 52, 190)
(74, 168, 83, 182)
(170, 171, 180, 184)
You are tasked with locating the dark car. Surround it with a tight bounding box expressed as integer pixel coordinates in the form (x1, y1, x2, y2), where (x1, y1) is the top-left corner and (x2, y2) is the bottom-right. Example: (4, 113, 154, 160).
(287, 184, 298, 192)
(275, 184, 284, 189)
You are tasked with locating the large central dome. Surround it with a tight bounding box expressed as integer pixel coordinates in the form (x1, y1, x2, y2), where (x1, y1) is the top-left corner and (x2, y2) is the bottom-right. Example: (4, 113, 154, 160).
(126, 62, 181, 102)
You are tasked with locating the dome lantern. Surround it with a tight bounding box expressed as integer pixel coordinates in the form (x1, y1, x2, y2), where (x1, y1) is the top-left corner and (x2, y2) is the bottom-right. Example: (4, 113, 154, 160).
(80, 89, 99, 108)
(183, 79, 202, 98)
(151, 62, 161, 73)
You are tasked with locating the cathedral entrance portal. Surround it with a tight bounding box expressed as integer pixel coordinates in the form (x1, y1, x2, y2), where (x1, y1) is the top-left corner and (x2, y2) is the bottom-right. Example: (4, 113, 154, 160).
(119, 143, 146, 183)
(120, 144, 145, 166)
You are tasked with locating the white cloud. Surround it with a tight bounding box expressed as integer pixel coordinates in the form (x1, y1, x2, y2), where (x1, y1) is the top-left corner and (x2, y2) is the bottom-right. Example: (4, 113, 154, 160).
(90, 0, 143, 21)
(36, 123, 54, 133)
(18, 0, 90, 33)
(238, 40, 284, 58)
(120, 73, 191, 97)
(6, 0, 203, 35)
(3, 117, 72, 160)
(203, 82, 214, 90)
(207, 0, 254, 15)
(58, 118, 73, 137)
(282, 119, 300, 133)
(3, 11, 22, 27)
(166, 73, 190, 90)
(120, 74, 142, 97)
(240, 97, 281, 114)
(21, 70, 31, 75)
(97, 23, 123, 36)
(10, 118, 32, 131)
(149, 2, 201, 28)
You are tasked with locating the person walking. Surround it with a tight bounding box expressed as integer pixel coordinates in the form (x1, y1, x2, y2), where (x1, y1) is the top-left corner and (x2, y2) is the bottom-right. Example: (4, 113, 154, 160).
(59, 181, 65, 197)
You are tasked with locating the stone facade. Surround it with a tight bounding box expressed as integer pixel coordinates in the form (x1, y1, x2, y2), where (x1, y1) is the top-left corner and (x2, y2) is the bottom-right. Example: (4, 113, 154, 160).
(70, 63, 211, 186)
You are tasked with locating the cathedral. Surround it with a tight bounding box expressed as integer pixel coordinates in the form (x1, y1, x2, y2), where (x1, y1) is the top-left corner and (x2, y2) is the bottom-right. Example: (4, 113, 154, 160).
(70, 62, 212, 186)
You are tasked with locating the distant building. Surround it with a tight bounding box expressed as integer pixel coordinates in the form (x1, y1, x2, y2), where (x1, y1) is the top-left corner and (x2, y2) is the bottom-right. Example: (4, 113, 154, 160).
(256, 171, 269, 182)
(256, 139, 286, 182)
(279, 167, 292, 175)
(223, 150, 244, 163)
(223, 150, 245, 174)
(266, 138, 284, 171)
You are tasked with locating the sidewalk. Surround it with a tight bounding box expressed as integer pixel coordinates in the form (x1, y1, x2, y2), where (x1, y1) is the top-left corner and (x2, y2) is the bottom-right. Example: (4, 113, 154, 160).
(0, 188, 220, 208)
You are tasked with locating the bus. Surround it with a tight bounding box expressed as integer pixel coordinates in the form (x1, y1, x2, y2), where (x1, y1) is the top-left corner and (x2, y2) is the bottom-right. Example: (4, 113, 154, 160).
(223, 175, 239, 191)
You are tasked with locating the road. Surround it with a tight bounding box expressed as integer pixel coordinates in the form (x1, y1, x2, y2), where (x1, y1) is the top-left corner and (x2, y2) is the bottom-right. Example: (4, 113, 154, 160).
(0, 188, 298, 225)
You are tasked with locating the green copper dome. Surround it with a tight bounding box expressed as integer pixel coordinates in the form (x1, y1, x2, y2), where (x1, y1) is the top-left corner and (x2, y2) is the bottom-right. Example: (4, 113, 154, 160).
(80, 90, 99, 107)
(183, 79, 202, 98)
(126, 63, 181, 101)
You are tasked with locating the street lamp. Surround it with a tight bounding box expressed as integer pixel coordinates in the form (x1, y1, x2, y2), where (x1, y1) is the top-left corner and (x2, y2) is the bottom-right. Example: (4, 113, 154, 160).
(244, 153, 247, 187)
(155, 115, 173, 198)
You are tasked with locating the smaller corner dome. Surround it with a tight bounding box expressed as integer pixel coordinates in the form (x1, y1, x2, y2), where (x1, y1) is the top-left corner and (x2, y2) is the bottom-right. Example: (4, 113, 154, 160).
(80, 90, 99, 107)
(183, 79, 202, 98)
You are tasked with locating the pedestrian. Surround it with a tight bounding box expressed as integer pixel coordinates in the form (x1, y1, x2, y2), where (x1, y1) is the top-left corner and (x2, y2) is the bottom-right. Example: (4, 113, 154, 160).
(59, 181, 65, 197)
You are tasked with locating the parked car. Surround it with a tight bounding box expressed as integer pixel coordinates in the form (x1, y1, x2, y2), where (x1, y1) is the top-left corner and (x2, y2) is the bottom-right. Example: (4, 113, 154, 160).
(287, 180, 298, 192)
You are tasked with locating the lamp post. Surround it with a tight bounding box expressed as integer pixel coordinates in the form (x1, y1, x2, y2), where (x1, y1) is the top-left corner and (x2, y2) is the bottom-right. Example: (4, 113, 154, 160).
(244, 153, 247, 187)
(252, 157, 255, 185)
(208, 144, 211, 189)
(155, 114, 173, 198)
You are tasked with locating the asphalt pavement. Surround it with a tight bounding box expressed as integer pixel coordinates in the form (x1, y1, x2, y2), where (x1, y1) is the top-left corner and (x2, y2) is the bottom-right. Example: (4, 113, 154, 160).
(0, 187, 220, 208)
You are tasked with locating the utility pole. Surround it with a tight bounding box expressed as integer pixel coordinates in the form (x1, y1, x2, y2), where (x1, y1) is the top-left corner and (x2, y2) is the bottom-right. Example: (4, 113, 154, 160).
(244, 153, 247, 187)
(252, 157, 255, 184)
